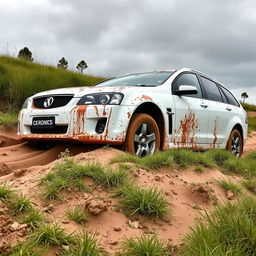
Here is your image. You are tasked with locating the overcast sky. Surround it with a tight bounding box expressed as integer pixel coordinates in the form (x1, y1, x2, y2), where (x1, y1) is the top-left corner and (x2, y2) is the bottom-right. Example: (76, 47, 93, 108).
(0, 0, 256, 103)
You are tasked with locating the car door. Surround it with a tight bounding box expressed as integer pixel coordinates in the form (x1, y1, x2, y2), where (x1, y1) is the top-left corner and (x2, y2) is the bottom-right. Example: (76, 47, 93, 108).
(172, 72, 210, 147)
(199, 76, 236, 146)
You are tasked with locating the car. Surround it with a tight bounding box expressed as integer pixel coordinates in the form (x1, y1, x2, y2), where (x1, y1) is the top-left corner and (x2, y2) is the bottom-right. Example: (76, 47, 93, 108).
(18, 68, 248, 157)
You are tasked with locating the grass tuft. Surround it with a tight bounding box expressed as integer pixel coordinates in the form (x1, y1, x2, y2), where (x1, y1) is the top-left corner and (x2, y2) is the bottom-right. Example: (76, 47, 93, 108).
(119, 183, 170, 217)
(62, 232, 102, 256)
(8, 194, 34, 214)
(65, 206, 88, 224)
(41, 158, 128, 199)
(243, 179, 256, 193)
(0, 183, 14, 201)
(23, 209, 45, 229)
(217, 179, 242, 195)
(120, 234, 167, 256)
(180, 196, 256, 256)
(33, 222, 74, 246)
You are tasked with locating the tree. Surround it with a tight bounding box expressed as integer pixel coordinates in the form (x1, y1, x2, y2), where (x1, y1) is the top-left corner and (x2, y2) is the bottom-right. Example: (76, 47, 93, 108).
(57, 57, 68, 70)
(18, 47, 33, 61)
(76, 60, 88, 74)
(241, 92, 249, 103)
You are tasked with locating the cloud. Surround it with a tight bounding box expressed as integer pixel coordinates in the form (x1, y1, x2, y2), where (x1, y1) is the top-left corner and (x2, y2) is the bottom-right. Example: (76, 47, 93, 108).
(0, 0, 255, 102)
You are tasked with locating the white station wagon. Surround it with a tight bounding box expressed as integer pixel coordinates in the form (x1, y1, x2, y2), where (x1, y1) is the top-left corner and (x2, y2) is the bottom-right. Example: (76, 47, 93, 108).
(18, 68, 248, 157)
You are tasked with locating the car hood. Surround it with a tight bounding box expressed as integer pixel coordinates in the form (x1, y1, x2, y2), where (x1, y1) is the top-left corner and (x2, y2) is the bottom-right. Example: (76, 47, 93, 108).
(32, 86, 133, 98)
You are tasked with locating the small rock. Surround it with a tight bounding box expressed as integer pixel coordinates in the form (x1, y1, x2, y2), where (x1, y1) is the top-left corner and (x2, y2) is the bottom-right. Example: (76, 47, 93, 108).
(43, 204, 54, 212)
(1, 153, 8, 156)
(84, 197, 107, 215)
(114, 226, 122, 232)
(226, 190, 235, 200)
(14, 169, 27, 178)
(109, 240, 118, 245)
(154, 175, 161, 181)
(61, 245, 70, 251)
(128, 220, 140, 229)
(10, 222, 20, 231)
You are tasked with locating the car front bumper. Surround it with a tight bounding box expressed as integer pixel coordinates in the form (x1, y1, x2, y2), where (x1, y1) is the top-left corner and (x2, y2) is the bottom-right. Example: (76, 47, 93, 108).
(18, 104, 132, 145)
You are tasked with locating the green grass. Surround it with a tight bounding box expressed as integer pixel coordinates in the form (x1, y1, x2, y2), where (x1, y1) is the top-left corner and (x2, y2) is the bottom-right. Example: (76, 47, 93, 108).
(110, 149, 256, 179)
(23, 209, 45, 229)
(243, 179, 256, 193)
(32, 222, 74, 246)
(0, 56, 104, 110)
(241, 102, 256, 112)
(0, 112, 18, 126)
(180, 196, 256, 256)
(41, 157, 128, 199)
(7, 194, 34, 214)
(118, 183, 170, 218)
(0, 183, 14, 201)
(65, 206, 88, 224)
(119, 234, 167, 256)
(62, 232, 102, 256)
(217, 179, 242, 195)
(248, 117, 256, 132)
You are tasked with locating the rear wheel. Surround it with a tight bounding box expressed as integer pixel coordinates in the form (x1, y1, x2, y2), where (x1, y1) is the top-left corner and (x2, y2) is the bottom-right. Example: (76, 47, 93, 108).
(124, 114, 160, 156)
(226, 129, 243, 157)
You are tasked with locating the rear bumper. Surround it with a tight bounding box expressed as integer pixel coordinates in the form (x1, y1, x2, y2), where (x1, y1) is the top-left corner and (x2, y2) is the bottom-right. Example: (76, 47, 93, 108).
(18, 105, 133, 145)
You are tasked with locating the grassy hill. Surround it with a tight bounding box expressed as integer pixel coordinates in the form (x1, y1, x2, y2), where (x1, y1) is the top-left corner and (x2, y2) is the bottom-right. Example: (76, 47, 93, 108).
(0, 56, 105, 111)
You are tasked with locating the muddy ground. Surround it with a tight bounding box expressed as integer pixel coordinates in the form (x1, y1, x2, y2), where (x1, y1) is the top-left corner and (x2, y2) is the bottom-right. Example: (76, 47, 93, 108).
(0, 125, 256, 254)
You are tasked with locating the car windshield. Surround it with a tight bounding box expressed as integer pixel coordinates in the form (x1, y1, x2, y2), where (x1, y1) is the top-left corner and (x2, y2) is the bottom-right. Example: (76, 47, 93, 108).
(94, 71, 175, 87)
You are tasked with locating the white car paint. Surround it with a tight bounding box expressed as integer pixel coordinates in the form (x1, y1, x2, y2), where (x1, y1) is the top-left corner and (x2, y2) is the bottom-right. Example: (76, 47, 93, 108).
(18, 68, 248, 155)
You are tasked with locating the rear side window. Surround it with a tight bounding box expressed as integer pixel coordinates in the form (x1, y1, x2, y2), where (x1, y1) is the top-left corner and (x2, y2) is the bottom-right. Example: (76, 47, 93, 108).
(200, 76, 222, 102)
(173, 73, 202, 98)
(220, 86, 240, 107)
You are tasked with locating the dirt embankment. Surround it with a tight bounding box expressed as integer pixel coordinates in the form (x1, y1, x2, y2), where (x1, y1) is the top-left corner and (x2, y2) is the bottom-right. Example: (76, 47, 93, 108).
(0, 125, 255, 254)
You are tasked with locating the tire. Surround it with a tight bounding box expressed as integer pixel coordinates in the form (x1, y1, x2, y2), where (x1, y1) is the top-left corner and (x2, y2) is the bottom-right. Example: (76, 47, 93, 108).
(124, 113, 160, 156)
(226, 129, 243, 157)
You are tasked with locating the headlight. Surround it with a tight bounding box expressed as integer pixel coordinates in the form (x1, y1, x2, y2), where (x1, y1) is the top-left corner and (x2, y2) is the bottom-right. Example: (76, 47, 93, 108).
(22, 98, 29, 109)
(77, 93, 124, 105)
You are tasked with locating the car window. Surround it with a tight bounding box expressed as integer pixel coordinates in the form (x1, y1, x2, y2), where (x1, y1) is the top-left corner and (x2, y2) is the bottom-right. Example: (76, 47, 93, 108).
(200, 76, 222, 102)
(218, 85, 229, 104)
(220, 86, 240, 107)
(173, 73, 202, 98)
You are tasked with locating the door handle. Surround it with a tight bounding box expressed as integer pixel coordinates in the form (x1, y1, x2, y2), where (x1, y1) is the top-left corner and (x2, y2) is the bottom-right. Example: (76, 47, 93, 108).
(200, 104, 208, 108)
(226, 107, 232, 111)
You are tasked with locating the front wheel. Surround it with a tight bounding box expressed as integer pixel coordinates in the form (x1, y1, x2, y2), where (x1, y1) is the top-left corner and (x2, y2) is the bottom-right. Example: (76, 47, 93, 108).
(226, 129, 243, 157)
(124, 113, 160, 156)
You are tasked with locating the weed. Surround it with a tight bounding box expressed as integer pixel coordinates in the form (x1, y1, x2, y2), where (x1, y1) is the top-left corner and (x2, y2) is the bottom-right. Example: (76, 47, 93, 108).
(206, 149, 233, 166)
(120, 234, 166, 256)
(180, 196, 256, 256)
(217, 179, 242, 195)
(194, 166, 203, 173)
(8, 194, 33, 214)
(33, 222, 74, 246)
(62, 232, 102, 256)
(41, 158, 127, 200)
(119, 183, 170, 217)
(66, 206, 88, 224)
(0, 183, 14, 201)
(243, 179, 256, 193)
(0, 112, 17, 126)
(23, 209, 45, 229)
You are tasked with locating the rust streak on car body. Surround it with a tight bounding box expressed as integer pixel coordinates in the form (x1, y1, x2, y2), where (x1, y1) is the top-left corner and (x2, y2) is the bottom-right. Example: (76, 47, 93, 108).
(93, 106, 99, 116)
(127, 112, 131, 118)
(212, 120, 218, 147)
(180, 110, 198, 146)
(141, 95, 153, 101)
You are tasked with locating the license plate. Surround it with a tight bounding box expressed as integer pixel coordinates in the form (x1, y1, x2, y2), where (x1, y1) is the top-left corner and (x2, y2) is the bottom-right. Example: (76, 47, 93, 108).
(32, 117, 55, 129)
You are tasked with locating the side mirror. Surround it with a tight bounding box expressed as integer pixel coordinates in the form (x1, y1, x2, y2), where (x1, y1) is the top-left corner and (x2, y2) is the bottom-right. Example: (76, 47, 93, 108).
(175, 85, 198, 96)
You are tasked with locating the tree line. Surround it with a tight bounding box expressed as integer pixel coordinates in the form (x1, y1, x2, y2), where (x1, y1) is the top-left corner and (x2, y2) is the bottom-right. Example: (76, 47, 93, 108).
(17, 47, 88, 74)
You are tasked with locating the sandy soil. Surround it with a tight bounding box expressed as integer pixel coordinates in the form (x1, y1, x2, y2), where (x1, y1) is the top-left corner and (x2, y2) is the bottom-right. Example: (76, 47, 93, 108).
(0, 125, 255, 254)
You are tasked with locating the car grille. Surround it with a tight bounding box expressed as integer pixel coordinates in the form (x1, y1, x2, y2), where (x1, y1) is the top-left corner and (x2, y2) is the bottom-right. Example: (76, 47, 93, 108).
(30, 125, 68, 134)
(33, 95, 74, 109)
